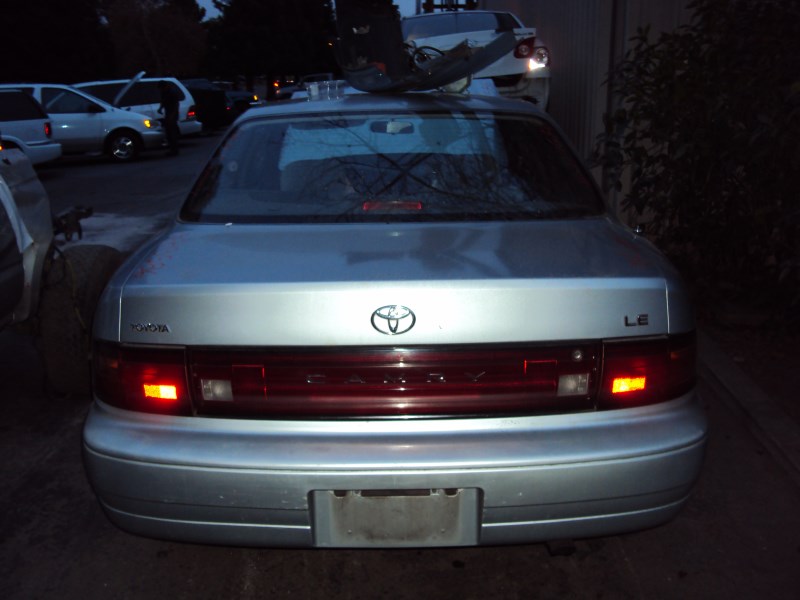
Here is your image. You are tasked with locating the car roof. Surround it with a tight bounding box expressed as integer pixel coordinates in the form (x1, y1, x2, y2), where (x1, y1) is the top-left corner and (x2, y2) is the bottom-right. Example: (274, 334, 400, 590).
(76, 77, 183, 85)
(238, 90, 544, 121)
(0, 83, 119, 109)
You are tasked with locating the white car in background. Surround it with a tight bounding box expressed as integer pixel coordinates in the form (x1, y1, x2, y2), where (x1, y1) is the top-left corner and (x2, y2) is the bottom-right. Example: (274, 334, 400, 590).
(75, 76, 203, 136)
(402, 10, 551, 108)
(0, 89, 62, 165)
(0, 84, 164, 162)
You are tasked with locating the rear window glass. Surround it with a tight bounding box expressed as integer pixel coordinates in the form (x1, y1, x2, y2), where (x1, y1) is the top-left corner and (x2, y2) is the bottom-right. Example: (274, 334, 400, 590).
(42, 88, 99, 114)
(0, 92, 47, 121)
(403, 12, 519, 39)
(181, 110, 603, 224)
(121, 82, 185, 106)
(78, 83, 124, 104)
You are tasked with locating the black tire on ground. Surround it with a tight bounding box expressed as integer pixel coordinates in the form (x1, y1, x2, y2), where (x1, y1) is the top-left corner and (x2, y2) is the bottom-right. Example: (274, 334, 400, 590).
(37, 244, 122, 397)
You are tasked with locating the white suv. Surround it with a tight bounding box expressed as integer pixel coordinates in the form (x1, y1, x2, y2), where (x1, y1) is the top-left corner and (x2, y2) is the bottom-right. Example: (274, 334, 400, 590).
(75, 76, 203, 136)
(0, 84, 165, 162)
(0, 89, 62, 165)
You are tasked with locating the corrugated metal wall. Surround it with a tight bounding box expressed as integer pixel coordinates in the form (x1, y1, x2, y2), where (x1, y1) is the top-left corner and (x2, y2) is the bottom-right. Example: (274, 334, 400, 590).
(478, 0, 692, 163)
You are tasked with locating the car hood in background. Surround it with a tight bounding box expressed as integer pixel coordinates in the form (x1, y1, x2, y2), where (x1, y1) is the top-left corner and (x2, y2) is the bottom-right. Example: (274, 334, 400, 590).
(96, 218, 693, 346)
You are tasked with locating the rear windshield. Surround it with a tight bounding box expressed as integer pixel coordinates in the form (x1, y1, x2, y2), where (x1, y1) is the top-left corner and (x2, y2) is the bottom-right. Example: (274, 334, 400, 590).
(403, 12, 521, 39)
(77, 83, 124, 104)
(120, 81, 185, 105)
(76, 81, 184, 106)
(181, 110, 604, 224)
(0, 92, 47, 121)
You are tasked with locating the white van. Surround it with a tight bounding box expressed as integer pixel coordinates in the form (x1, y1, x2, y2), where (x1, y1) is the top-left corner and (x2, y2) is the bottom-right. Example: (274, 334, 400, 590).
(0, 84, 165, 162)
(75, 76, 203, 136)
(0, 89, 62, 165)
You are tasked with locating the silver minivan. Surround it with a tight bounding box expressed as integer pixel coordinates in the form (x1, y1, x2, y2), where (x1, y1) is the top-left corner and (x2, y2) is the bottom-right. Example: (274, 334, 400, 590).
(0, 84, 165, 162)
(0, 89, 62, 165)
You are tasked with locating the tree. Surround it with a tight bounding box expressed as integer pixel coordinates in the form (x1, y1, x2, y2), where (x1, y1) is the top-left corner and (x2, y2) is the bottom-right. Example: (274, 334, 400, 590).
(103, 0, 207, 76)
(1, 0, 113, 83)
(205, 0, 336, 85)
(596, 0, 800, 317)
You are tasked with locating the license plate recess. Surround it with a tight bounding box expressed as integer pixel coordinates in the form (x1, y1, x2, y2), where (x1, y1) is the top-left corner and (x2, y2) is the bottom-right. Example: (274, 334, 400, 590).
(312, 488, 480, 548)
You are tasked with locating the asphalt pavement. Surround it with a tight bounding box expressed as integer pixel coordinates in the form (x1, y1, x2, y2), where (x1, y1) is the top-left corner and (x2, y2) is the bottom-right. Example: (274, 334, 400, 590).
(698, 330, 800, 488)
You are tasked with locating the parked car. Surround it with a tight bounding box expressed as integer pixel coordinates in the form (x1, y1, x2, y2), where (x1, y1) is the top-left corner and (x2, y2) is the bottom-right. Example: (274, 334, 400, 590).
(0, 83, 165, 162)
(272, 72, 335, 101)
(0, 89, 62, 165)
(225, 89, 265, 118)
(402, 10, 551, 107)
(181, 79, 265, 129)
(0, 146, 120, 393)
(75, 76, 203, 136)
(84, 89, 706, 549)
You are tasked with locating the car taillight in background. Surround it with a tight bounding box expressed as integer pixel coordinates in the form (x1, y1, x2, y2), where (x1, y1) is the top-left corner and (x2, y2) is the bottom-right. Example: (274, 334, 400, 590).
(44, 122, 52, 137)
(528, 47, 550, 70)
(514, 37, 550, 71)
(93, 334, 696, 418)
(187, 105, 197, 120)
(514, 37, 537, 59)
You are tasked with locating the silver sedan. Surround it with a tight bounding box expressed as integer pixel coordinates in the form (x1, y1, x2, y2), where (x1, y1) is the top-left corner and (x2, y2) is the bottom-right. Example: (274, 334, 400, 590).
(84, 91, 706, 548)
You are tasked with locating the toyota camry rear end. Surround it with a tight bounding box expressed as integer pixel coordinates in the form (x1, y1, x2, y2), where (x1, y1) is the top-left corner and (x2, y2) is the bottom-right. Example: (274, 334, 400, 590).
(83, 92, 706, 548)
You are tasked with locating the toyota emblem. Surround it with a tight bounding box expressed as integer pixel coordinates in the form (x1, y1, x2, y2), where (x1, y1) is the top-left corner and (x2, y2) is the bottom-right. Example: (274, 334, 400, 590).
(371, 305, 416, 335)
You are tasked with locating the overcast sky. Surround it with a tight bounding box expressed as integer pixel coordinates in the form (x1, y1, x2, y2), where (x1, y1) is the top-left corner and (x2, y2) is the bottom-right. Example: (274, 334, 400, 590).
(196, 1, 419, 20)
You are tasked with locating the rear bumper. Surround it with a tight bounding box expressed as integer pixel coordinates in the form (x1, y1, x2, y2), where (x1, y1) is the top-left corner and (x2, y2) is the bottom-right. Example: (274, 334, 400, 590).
(178, 119, 203, 136)
(24, 141, 62, 165)
(83, 393, 707, 548)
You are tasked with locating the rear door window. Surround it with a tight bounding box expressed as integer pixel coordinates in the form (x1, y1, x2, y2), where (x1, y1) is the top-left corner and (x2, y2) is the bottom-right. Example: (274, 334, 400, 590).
(0, 92, 47, 121)
(120, 82, 184, 106)
(42, 88, 100, 114)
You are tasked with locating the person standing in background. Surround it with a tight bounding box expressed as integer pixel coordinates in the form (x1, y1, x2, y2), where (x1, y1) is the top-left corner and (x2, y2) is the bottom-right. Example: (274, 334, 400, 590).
(158, 80, 180, 156)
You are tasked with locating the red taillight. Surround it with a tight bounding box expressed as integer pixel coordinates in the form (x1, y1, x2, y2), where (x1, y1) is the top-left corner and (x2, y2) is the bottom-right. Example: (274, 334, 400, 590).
(187, 105, 197, 119)
(514, 36, 537, 59)
(92, 334, 694, 418)
(93, 342, 192, 415)
(44, 122, 52, 138)
(598, 333, 696, 408)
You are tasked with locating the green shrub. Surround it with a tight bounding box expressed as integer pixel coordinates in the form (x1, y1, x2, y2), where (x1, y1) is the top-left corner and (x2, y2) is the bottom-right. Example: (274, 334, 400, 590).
(596, 0, 800, 319)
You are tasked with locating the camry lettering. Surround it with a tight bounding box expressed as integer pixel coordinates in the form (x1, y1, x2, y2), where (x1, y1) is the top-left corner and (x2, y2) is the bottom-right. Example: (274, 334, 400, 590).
(130, 323, 171, 333)
(303, 372, 487, 385)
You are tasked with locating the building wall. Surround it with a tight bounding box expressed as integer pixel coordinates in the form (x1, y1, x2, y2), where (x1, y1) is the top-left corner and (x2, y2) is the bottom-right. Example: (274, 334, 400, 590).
(478, 0, 692, 164)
